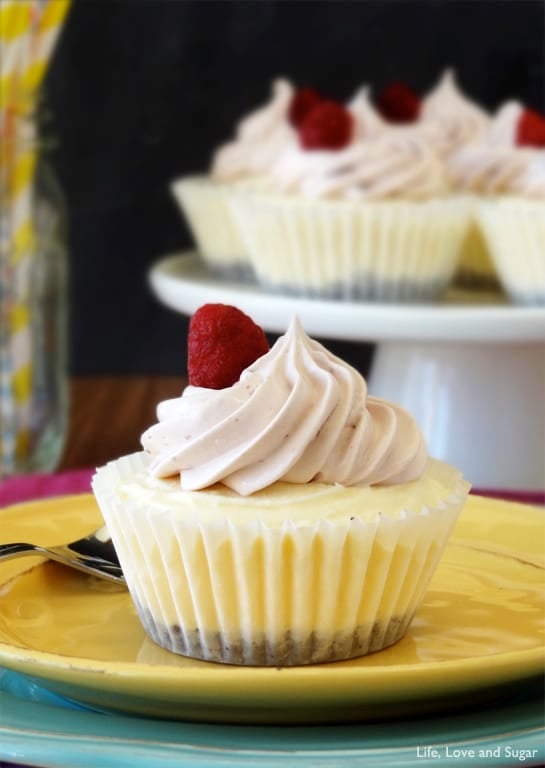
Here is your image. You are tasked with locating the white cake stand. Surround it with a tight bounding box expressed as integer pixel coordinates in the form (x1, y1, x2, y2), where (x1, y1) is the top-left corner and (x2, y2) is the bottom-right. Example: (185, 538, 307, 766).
(149, 252, 545, 493)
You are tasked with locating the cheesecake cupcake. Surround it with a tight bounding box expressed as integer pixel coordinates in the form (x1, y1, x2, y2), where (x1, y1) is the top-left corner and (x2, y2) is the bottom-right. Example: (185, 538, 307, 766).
(170, 176, 252, 280)
(419, 69, 497, 289)
(92, 304, 469, 666)
(340, 72, 497, 293)
(231, 102, 468, 301)
(449, 101, 545, 304)
(171, 78, 297, 279)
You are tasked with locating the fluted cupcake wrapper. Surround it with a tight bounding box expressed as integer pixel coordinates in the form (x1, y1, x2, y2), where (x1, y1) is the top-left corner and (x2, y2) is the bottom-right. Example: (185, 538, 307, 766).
(230, 193, 469, 302)
(171, 175, 253, 281)
(92, 453, 469, 666)
(476, 198, 545, 306)
(453, 196, 499, 290)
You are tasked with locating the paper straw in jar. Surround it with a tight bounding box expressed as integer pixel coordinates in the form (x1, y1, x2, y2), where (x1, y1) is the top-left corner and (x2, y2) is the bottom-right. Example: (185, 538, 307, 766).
(0, 0, 71, 476)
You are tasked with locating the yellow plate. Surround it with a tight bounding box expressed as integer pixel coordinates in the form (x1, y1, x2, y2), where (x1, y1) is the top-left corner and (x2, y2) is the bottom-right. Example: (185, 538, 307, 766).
(0, 494, 543, 724)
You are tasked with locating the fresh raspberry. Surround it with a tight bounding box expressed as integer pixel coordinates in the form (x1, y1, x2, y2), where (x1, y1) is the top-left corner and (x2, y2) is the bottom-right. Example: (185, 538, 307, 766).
(288, 87, 323, 128)
(516, 108, 545, 147)
(299, 101, 354, 150)
(376, 82, 421, 123)
(187, 304, 269, 389)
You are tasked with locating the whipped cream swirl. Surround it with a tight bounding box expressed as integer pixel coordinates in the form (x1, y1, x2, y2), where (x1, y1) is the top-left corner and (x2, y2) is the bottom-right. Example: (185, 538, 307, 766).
(448, 145, 545, 197)
(348, 86, 386, 140)
(448, 101, 545, 198)
(142, 318, 427, 495)
(211, 79, 297, 181)
(421, 69, 490, 156)
(487, 101, 523, 146)
(271, 132, 446, 200)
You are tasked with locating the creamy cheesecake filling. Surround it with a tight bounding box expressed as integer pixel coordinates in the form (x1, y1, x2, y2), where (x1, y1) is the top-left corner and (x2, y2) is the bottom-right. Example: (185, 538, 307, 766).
(114, 454, 457, 526)
(95, 452, 464, 643)
(92, 311, 470, 665)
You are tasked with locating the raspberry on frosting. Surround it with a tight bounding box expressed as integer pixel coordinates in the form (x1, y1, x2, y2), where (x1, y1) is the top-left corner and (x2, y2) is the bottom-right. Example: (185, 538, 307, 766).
(376, 81, 421, 124)
(299, 100, 354, 150)
(145, 316, 429, 494)
(288, 87, 323, 128)
(187, 303, 269, 389)
(516, 108, 545, 148)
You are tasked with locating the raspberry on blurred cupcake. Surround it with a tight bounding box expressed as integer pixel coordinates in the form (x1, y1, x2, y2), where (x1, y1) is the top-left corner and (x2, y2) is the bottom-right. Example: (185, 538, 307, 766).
(231, 87, 468, 302)
(375, 81, 422, 124)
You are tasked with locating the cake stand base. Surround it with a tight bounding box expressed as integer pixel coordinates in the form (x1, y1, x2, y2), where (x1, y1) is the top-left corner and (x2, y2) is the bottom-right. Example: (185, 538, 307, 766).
(369, 341, 545, 492)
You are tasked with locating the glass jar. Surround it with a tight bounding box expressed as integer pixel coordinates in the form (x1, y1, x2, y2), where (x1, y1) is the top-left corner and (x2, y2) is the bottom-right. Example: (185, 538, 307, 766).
(0, 144, 68, 478)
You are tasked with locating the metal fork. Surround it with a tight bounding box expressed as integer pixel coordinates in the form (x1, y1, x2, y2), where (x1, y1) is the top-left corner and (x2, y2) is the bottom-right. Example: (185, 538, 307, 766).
(0, 525, 125, 583)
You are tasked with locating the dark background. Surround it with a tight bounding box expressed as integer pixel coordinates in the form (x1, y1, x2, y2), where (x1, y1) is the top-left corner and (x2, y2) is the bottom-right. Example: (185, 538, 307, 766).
(43, 0, 545, 376)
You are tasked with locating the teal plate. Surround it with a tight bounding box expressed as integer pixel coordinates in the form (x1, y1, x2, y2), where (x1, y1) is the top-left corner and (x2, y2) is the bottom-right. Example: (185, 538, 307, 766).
(1, 670, 544, 768)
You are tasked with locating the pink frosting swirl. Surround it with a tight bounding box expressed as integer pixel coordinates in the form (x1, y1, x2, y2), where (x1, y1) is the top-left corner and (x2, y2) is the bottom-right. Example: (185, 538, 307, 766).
(448, 101, 545, 197)
(448, 146, 545, 197)
(421, 69, 490, 156)
(211, 79, 297, 181)
(348, 86, 441, 147)
(270, 131, 447, 200)
(348, 86, 386, 140)
(487, 101, 523, 146)
(141, 318, 428, 496)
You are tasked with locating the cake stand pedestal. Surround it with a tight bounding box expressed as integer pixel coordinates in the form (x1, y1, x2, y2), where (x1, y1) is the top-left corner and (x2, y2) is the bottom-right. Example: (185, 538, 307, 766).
(369, 340, 544, 492)
(149, 253, 545, 493)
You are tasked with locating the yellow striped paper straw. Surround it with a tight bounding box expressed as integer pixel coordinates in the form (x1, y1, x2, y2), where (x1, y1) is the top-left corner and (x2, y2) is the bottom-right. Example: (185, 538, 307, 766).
(0, 0, 71, 476)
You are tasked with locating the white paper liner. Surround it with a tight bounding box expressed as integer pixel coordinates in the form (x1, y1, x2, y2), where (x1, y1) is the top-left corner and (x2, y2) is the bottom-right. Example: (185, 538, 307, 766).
(476, 198, 545, 306)
(230, 192, 469, 302)
(171, 176, 253, 280)
(92, 453, 469, 666)
(453, 197, 499, 289)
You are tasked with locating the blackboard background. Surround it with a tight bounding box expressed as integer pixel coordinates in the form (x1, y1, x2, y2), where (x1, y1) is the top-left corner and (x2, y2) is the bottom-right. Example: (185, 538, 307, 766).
(44, 0, 545, 376)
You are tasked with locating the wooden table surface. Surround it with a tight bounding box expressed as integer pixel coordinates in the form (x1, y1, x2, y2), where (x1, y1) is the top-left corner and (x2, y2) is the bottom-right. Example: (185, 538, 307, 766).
(59, 376, 187, 471)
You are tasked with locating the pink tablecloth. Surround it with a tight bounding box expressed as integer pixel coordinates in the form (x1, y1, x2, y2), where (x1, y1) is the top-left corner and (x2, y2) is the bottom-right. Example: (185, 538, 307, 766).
(0, 469, 94, 508)
(0, 470, 543, 508)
